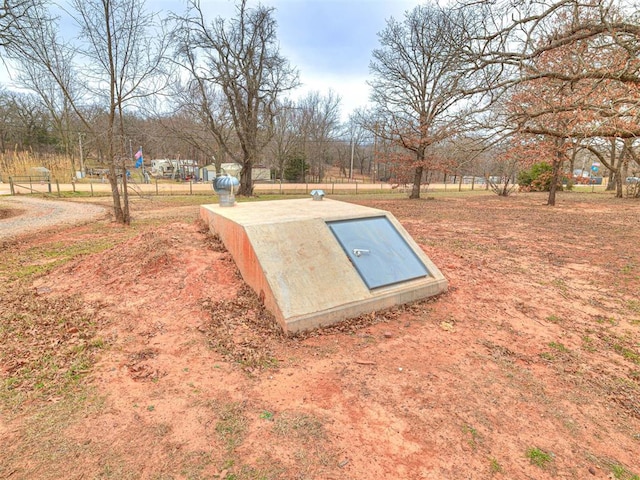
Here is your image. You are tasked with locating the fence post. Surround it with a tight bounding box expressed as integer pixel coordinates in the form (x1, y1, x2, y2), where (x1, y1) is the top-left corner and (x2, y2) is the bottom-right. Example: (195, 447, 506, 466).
(356, 183, 358, 194)
(190, 180, 193, 195)
(56, 179, 60, 197)
(90, 181, 94, 197)
(155, 177, 158, 195)
(9, 177, 14, 195)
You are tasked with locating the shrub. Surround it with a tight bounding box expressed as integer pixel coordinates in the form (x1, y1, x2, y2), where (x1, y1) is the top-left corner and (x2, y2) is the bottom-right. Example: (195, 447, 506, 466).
(518, 162, 565, 192)
(518, 162, 552, 191)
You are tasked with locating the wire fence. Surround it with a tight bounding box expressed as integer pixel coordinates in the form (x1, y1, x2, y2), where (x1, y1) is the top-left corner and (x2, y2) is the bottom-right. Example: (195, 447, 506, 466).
(4, 177, 506, 197)
(3, 176, 613, 198)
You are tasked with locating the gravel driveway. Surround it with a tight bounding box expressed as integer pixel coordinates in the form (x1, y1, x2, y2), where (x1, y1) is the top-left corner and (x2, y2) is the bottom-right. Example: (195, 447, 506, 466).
(0, 196, 108, 241)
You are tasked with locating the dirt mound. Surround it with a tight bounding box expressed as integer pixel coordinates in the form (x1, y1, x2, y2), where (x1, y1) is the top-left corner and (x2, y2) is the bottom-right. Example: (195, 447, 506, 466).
(2, 194, 639, 480)
(45, 221, 241, 306)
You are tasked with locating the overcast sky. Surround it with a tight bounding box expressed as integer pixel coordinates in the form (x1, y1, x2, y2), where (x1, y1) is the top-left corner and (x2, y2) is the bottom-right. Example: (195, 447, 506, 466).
(164, 0, 422, 120)
(1, 0, 422, 121)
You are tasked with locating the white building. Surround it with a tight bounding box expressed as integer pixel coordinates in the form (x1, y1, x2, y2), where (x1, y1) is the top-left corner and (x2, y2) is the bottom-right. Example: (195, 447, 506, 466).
(200, 163, 271, 182)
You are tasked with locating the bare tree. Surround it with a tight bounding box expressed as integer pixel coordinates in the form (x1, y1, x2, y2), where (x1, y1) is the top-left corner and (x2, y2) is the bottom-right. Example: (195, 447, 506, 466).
(6, 0, 168, 224)
(12, 35, 77, 173)
(297, 90, 341, 182)
(344, 113, 375, 179)
(165, 80, 234, 176)
(72, 0, 169, 222)
(369, 3, 478, 199)
(174, 0, 298, 196)
(269, 98, 302, 181)
(0, 88, 53, 153)
(353, 108, 400, 182)
(0, 0, 42, 49)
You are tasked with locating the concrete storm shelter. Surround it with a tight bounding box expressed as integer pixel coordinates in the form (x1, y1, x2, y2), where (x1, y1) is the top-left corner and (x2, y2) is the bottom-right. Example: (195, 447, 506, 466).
(200, 198, 447, 333)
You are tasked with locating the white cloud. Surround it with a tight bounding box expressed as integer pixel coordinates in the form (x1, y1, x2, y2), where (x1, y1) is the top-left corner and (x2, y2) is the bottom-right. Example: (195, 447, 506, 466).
(1, 0, 421, 122)
(271, 0, 419, 118)
(288, 72, 373, 122)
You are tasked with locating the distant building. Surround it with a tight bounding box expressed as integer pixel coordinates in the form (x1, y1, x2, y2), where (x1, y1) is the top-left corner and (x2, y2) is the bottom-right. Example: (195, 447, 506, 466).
(150, 159, 198, 179)
(200, 163, 271, 182)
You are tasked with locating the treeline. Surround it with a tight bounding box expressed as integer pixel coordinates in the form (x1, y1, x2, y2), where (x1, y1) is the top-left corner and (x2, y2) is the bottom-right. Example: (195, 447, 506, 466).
(0, 87, 375, 183)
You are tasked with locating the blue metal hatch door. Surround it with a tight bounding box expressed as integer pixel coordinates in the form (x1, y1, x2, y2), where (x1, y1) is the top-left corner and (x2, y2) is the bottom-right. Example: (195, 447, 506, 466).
(327, 216, 429, 289)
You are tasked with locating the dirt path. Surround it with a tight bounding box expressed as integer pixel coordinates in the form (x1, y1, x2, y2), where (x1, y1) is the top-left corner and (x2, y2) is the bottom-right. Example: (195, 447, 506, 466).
(1, 192, 639, 480)
(0, 196, 108, 241)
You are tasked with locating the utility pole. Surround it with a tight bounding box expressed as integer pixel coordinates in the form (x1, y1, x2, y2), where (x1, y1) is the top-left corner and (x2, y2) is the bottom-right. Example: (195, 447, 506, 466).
(349, 135, 355, 180)
(78, 133, 85, 177)
(373, 123, 378, 182)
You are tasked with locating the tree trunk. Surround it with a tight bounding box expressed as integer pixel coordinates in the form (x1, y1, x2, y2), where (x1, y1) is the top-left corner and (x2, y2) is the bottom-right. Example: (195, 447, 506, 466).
(569, 147, 577, 174)
(108, 162, 124, 223)
(547, 143, 564, 206)
(618, 141, 630, 199)
(605, 139, 617, 191)
(410, 165, 423, 199)
(547, 162, 559, 206)
(615, 172, 623, 198)
(606, 170, 616, 191)
(500, 178, 511, 196)
(239, 161, 253, 196)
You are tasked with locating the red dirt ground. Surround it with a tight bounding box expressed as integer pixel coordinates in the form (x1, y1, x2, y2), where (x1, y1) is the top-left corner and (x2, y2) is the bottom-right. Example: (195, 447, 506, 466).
(1, 192, 639, 479)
